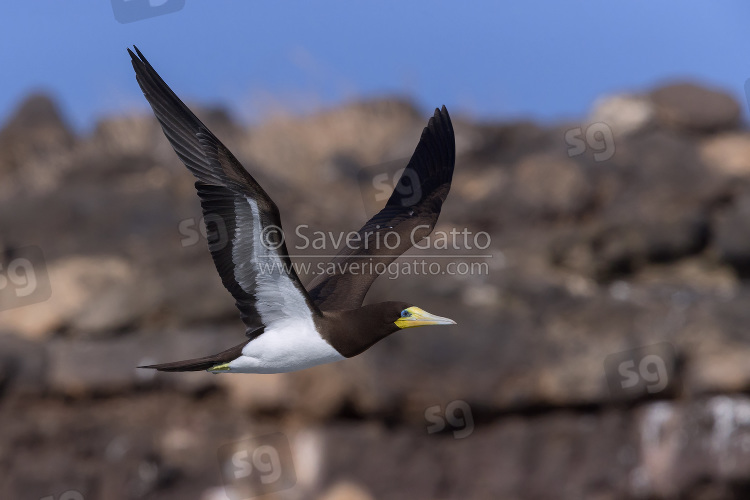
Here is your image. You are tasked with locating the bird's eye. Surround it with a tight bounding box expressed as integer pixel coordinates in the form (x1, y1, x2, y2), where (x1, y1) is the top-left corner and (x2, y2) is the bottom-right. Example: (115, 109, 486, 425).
(401, 309, 411, 318)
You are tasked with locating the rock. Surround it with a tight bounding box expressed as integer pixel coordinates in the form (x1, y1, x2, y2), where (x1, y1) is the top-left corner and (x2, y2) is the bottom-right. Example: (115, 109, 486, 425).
(156, 261, 238, 326)
(650, 82, 741, 133)
(452, 166, 507, 203)
(88, 114, 166, 160)
(240, 98, 422, 190)
(0, 93, 76, 194)
(714, 194, 750, 277)
(83, 106, 240, 179)
(47, 335, 144, 396)
(201, 487, 231, 500)
(461, 283, 501, 308)
(634, 397, 750, 498)
(284, 363, 353, 418)
(219, 361, 354, 417)
(1, 450, 94, 500)
(0, 256, 159, 339)
(317, 481, 374, 500)
(0, 93, 75, 172)
(632, 258, 738, 299)
(642, 210, 710, 263)
(46, 328, 239, 396)
(5, 90, 750, 499)
(0, 333, 47, 396)
(552, 208, 709, 281)
(688, 346, 750, 395)
(510, 154, 593, 218)
(216, 372, 292, 411)
(700, 132, 750, 176)
(315, 413, 634, 500)
(589, 94, 655, 136)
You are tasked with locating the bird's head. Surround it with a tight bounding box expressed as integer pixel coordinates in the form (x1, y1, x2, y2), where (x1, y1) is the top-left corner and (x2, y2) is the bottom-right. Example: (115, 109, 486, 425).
(388, 301, 456, 329)
(321, 301, 456, 358)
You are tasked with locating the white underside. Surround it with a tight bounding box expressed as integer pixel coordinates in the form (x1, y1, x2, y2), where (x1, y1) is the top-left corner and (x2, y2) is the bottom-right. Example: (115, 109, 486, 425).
(213, 196, 344, 374)
(217, 317, 345, 374)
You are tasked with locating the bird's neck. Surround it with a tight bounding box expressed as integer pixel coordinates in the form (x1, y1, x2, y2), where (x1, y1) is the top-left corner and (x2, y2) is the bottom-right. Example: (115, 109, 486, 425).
(316, 306, 399, 358)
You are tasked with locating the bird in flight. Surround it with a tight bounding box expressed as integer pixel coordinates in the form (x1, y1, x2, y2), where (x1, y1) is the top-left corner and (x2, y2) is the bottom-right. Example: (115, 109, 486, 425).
(129, 47, 457, 374)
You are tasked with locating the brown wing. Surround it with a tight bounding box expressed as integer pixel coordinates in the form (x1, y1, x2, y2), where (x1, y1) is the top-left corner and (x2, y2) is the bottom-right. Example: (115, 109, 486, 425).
(306, 106, 455, 311)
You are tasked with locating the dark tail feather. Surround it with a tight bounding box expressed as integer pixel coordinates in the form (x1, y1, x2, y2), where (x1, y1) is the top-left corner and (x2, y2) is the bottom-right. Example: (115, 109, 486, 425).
(138, 359, 217, 372)
(138, 339, 250, 372)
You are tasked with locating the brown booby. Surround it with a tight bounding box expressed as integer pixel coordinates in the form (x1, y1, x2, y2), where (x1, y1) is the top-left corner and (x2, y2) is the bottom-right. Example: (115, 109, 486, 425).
(129, 47, 457, 374)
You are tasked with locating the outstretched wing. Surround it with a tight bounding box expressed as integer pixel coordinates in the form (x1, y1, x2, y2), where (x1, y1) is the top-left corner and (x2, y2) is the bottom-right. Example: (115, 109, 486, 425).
(129, 46, 316, 336)
(306, 106, 455, 311)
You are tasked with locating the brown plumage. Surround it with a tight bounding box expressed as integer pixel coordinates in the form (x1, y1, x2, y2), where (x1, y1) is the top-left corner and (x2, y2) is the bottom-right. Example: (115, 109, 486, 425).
(128, 46, 457, 373)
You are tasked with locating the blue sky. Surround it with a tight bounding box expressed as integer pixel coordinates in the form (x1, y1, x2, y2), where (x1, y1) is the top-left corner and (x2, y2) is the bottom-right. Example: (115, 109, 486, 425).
(3, 1, 750, 131)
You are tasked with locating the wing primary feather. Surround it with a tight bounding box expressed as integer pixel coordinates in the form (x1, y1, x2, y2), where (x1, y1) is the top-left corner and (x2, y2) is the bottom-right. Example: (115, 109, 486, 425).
(306, 106, 456, 311)
(129, 47, 318, 339)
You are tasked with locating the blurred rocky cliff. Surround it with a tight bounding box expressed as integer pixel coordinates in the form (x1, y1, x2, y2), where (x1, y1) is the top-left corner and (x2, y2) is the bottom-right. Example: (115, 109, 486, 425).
(3, 82, 750, 499)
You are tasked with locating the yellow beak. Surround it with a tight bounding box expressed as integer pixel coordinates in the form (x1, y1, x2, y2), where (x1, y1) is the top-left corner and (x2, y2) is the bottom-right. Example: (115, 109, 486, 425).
(395, 306, 457, 329)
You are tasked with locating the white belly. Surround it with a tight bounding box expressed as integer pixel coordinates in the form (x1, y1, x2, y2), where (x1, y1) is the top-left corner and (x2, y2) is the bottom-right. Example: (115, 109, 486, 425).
(222, 318, 345, 374)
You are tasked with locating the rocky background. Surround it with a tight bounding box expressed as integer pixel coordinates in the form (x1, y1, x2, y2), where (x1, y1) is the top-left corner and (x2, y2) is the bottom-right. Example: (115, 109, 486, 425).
(3, 82, 750, 499)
